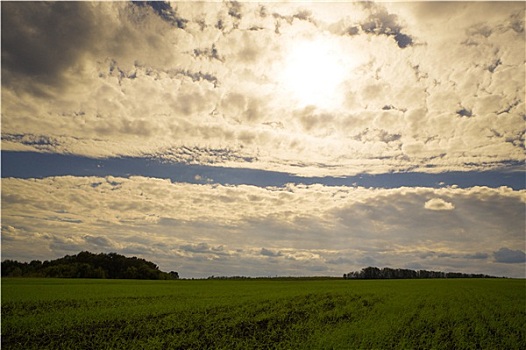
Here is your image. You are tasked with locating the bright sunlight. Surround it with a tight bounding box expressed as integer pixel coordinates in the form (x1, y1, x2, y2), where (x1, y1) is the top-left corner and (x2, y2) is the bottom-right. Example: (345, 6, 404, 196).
(279, 36, 356, 110)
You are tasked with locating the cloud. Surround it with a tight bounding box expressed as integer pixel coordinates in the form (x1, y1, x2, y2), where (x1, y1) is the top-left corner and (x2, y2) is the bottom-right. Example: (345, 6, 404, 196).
(133, 1, 188, 29)
(353, 2, 414, 48)
(424, 198, 455, 211)
(1, 1, 524, 178)
(493, 248, 526, 264)
(180, 243, 226, 255)
(193, 44, 223, 62)
(261, 248, 283, 257)
(464, 252, 489, 260)
(84, 235, 113, 248)
(2, 177, 524, 277)
(1, 2, 100, 94)
(1, 2, 179, 93)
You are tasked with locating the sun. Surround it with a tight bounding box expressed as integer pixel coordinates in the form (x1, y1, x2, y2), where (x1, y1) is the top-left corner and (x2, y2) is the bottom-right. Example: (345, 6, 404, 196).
(278, 36, 354, 110)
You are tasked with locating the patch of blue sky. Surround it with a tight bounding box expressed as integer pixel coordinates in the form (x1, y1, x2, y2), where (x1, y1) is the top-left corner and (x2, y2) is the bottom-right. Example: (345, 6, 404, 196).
(2, 151, 524, 190)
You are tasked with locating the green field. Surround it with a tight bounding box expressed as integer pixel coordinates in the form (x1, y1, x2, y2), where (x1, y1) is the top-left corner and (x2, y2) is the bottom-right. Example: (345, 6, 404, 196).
(2, 278, 525, 349)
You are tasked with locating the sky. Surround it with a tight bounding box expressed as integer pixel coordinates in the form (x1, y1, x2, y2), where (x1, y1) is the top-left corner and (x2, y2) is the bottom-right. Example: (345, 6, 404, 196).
(1, 1, 525, 278)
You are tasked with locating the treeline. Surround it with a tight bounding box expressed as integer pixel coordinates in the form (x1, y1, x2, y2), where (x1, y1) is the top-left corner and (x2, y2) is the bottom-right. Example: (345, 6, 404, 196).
(1, 251, 179, 280)
(344, 266, 498, 279)
(206, 276, 341, 280)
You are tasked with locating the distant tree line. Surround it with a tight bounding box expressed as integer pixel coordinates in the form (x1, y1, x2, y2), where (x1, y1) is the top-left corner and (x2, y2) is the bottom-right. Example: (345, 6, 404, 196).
(206, 276, 341, 280)
(1, 251, 179, 280)
(344, 266, 498, 279)
(207, 275, 252, 280)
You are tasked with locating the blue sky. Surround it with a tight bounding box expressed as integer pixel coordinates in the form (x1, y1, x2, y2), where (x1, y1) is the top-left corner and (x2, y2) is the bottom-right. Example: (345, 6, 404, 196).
(1, 1, 525, 278)
(2, 151, 525, 190)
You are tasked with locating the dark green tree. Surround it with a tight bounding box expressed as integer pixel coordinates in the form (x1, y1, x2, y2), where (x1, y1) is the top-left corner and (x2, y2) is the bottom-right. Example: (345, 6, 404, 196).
(1, 252, 179, 280)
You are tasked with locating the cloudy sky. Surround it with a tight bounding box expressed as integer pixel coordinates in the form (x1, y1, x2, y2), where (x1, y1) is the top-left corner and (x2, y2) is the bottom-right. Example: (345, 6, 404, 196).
(2, 1, 525, 278)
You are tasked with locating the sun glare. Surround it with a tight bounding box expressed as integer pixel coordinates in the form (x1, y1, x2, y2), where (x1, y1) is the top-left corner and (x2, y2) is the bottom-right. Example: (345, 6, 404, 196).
(279, 36, 353, 110)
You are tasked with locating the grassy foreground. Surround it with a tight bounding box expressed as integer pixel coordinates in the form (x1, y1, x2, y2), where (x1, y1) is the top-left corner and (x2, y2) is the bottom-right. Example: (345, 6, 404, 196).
(2, 278, 525, 349)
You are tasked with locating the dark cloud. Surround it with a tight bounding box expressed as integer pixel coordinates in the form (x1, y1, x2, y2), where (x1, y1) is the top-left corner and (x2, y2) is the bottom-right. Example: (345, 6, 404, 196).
(49, 236, 82, 253)
(1, 1, 100, 93)
(216, 19, 226, 31)
(493, 247, 526, 264)
(306, 265, 329, 272)
(419, 251, 436, 259)
(346, 26, 360, 36)
(106, 59, 139, 84)
(394, 33, 413, 49)
(487, 59, 502, 73)
(464, 252, 489, 260)
(193, 44, 223, 62)
(99, 60, 220, 87)
(327, 257, 354, 265)
(352, 128, 401, 144)
(133, 1, 187, 29)
(213, 1, 243, 33)
(227, 1, 242, 20)
(177, 70, 219, 87)
(261, 248, 283, 257)
(2, 134, 60, 151)
(509, 11, 524, 33)
(293, 10, 314, 23)
(179, 243, 229, 259)
(84, 235, 112, 248)
(160, 146, 257, 165)
(466, 24, 493, 38)
(258, 5, 268, 18)
(404, 262, 425, 270)
(272, 9, 316, 27)
(348, 3, 413, 48)
(456, 107, 473, 118)
(181, 243, 214, 254)
(49, 217, 83, 224)
(357, 256, 378, 266)
(1, 1, 177, 96)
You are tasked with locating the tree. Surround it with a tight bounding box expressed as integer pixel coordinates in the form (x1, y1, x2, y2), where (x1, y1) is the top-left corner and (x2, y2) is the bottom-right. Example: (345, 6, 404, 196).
(343, 266, 497, 280)
(1, 252, 178, 280)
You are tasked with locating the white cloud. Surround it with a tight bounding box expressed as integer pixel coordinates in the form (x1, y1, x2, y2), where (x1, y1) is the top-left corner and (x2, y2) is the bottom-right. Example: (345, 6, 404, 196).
(2, 177, 524, 277)
(1, 1, 524, 176)
(424, 198, 455, 211)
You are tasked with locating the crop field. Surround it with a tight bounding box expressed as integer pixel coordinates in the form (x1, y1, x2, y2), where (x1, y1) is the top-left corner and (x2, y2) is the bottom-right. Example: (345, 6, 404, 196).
(2, 278, 525, 349)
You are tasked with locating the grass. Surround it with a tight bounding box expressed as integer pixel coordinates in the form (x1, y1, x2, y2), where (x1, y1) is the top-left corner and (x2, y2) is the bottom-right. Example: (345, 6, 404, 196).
(2, 278, 525, 349)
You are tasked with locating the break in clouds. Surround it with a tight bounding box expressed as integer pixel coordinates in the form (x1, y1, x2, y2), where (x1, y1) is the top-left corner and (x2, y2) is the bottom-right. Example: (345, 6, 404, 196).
(2, 177, 525, 278)
(2, 1, 525, 176)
